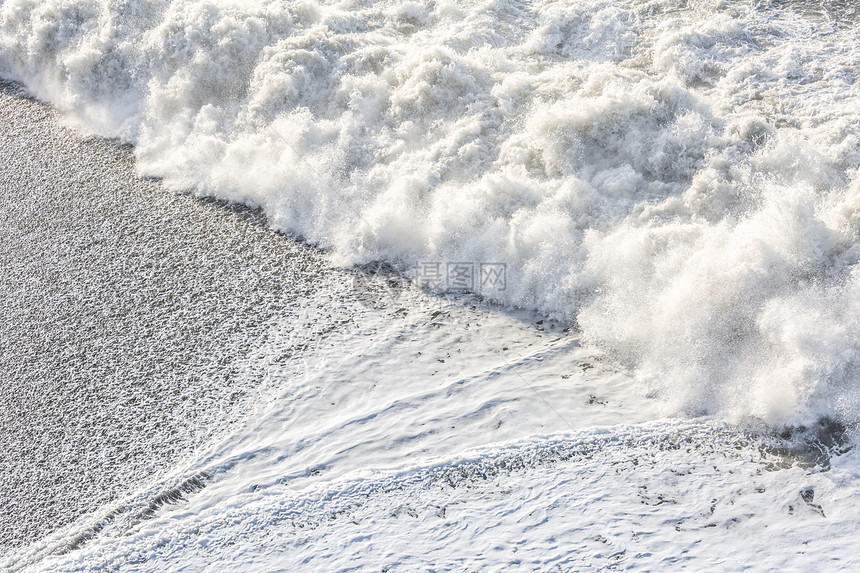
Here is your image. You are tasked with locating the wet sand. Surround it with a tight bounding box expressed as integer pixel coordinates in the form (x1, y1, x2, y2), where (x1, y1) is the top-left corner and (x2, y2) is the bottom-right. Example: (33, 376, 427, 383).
(0, 80, 340, 552)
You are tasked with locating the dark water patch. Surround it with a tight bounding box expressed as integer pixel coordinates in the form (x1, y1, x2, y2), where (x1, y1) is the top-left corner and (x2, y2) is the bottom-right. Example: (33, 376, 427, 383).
(760, 417, 854, 470)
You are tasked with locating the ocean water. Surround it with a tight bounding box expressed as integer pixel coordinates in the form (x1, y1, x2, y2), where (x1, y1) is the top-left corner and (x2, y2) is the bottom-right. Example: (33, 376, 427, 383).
(2, 0, 860, 570)
(3, 0, 858, 427)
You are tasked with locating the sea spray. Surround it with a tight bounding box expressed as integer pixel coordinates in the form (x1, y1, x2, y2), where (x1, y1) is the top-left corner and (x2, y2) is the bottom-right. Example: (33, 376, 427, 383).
(2, 0, 858, 425)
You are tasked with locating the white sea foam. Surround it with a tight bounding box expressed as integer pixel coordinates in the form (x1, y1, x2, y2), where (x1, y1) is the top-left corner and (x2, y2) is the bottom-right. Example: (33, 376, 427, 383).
(2, 0, 859, 426)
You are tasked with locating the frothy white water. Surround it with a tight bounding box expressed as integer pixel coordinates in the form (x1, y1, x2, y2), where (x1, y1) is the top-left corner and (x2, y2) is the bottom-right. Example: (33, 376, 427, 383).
(2, 0, 859, 425)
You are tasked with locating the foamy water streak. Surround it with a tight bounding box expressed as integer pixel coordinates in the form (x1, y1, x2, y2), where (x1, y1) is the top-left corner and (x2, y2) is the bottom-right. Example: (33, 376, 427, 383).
(2, 0, 858, 425)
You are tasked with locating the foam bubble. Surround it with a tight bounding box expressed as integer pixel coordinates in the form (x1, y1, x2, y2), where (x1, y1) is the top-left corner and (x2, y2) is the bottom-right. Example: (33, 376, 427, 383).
(2, 0, 859, 426)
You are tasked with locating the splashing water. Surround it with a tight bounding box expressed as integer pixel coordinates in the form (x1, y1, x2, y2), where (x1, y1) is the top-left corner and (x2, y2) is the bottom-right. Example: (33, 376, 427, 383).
(1, 0, 859, 426)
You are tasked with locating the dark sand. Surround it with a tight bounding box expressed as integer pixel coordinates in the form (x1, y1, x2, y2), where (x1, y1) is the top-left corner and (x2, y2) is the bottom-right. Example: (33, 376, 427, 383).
(0, 80, 343, 552)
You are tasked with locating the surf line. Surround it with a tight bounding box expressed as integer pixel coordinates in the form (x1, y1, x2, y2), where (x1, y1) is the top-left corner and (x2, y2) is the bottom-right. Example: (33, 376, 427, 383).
(266, 123, 579, 434)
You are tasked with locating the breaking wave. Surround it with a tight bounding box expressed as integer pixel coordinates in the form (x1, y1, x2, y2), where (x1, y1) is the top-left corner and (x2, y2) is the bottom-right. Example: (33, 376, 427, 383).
(2, 0, 859, 426)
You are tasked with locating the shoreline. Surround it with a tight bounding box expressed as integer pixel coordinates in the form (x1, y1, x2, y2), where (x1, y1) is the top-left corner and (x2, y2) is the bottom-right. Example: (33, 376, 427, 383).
(0, 79, 343, 552)
(3, 78, 860, 571)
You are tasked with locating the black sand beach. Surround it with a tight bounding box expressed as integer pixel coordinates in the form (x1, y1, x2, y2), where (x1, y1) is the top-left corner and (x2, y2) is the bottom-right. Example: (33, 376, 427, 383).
(0, 80, 340, 552)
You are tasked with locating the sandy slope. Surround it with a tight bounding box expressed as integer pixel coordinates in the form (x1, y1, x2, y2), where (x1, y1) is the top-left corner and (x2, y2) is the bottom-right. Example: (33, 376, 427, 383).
(0, 79, 346, 551)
